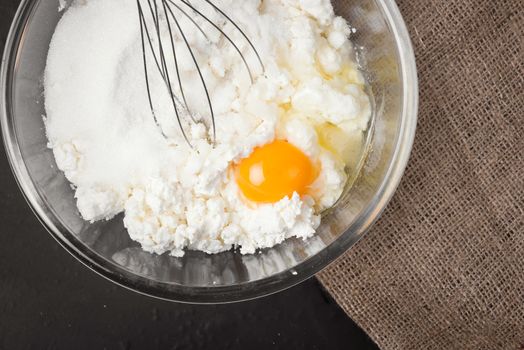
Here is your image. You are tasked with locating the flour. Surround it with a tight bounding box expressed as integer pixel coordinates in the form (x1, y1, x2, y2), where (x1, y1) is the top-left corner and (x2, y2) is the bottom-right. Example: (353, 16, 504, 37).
(44, 0, 370, 256)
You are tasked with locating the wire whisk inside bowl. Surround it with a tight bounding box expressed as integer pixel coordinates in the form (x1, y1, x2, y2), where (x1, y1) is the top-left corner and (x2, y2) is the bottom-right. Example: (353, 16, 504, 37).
(136, 0, 265, 147)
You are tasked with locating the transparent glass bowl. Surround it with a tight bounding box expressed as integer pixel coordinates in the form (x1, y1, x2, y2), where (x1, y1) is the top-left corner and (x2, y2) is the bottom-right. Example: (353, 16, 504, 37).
(1, 0, 417, 303)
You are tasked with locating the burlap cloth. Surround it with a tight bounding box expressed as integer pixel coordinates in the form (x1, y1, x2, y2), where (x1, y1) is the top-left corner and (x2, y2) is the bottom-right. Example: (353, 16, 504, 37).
(318, 0, 524, 349)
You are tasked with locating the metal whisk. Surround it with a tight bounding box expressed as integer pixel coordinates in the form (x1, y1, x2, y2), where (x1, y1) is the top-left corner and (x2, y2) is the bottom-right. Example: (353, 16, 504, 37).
(136, 0, 265, 147)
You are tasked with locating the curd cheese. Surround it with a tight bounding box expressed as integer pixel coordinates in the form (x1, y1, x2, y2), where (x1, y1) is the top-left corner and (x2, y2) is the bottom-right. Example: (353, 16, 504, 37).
(44, 0, 371, 256)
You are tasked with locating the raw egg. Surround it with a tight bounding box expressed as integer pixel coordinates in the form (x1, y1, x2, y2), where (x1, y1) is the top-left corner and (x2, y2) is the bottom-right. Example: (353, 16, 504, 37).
(235, 140, 317, 203)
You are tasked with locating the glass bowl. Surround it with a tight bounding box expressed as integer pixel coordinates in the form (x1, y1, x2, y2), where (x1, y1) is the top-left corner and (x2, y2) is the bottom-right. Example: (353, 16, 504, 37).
(1, 0, 417, 303)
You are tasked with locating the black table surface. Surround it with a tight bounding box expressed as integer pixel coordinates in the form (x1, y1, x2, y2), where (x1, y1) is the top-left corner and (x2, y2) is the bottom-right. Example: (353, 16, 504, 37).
(0, 1, 378, 349)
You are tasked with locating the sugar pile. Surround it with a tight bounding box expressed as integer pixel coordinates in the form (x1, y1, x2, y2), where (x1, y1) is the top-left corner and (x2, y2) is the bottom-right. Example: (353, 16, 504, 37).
(44, 0, 370, 256)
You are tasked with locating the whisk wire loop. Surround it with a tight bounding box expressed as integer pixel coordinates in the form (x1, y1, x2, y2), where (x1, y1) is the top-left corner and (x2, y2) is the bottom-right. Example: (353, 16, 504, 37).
(137, 0, 264, 147)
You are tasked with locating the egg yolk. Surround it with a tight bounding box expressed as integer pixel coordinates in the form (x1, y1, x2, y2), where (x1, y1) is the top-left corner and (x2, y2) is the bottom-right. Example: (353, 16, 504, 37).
(235, 140, 317, 203)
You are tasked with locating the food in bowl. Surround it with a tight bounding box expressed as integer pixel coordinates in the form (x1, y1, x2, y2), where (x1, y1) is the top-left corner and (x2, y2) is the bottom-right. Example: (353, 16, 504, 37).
(43, 0, 371, 257)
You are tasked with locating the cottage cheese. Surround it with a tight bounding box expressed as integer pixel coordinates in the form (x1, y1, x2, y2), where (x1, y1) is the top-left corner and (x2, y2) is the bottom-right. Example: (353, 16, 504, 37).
(44, 0, 370, 256)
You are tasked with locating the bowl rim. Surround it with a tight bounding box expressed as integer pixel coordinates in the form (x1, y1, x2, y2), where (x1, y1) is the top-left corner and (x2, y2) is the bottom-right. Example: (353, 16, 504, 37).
(0, 0, 418, 303)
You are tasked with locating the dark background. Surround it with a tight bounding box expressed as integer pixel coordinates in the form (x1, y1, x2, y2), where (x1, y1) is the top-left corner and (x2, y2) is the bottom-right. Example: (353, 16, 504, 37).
(0, 1, 378, 349)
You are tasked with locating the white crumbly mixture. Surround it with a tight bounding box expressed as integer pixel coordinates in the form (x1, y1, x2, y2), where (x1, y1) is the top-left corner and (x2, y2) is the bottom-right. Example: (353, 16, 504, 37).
(44, 0, 370, 256)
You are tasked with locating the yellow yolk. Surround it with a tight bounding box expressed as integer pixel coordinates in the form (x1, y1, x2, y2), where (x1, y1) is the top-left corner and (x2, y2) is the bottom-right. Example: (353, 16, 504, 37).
(235, 140, 317, 203)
